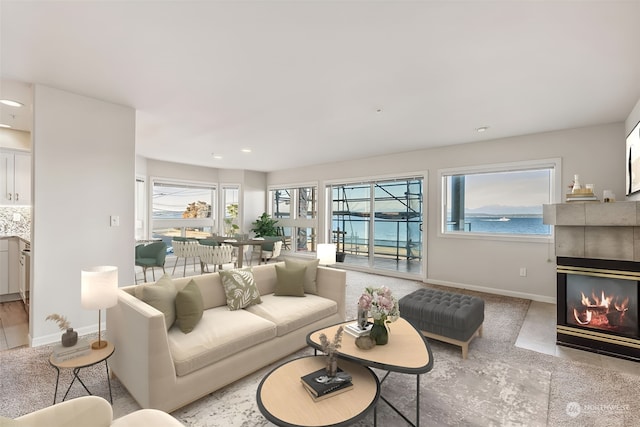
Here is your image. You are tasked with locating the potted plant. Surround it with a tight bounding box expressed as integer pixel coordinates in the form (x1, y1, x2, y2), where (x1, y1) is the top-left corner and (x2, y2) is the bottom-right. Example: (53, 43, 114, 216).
(251, 212, 279, 237)
(224, 203, 240, 236)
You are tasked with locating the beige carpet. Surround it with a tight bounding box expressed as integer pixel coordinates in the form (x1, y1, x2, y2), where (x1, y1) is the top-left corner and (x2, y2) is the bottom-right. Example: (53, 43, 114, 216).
(1, 270, 639, 426)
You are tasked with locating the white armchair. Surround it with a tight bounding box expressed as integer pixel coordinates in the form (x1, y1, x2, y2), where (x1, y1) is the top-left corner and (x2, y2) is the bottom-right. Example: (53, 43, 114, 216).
(8, 396, 183, 427)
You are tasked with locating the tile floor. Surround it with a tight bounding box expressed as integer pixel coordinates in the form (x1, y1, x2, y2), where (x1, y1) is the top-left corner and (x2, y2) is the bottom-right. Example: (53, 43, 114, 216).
(515, 300, 640, 376)
(0, 299, 29, 351)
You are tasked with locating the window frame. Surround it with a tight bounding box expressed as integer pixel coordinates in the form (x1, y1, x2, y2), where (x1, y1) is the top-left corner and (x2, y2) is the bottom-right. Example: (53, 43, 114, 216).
(150, 177, 217, 237)
(268, 182, 319, 254)
(438, 158, 561, 243)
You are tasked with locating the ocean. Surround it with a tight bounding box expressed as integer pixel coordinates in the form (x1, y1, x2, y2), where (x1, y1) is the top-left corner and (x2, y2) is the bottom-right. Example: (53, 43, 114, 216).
(454, 215, 549, 235)
(333, 214, 550, 247)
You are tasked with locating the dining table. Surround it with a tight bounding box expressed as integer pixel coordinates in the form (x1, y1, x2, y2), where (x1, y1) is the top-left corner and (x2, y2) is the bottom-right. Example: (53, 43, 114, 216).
(207, 236, 268, 268)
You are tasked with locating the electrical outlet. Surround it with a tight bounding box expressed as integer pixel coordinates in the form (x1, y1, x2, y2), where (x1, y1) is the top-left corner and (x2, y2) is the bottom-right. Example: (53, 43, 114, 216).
(110, 215, 120, 227)
(519, 267, 527, 277)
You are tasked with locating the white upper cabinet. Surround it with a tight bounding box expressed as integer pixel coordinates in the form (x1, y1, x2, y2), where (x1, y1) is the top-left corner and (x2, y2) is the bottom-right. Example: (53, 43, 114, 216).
(1, 150, 31, 205)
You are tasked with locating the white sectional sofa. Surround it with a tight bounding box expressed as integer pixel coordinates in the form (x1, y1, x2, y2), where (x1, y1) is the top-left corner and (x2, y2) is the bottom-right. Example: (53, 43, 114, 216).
(106, 261, 346, 412)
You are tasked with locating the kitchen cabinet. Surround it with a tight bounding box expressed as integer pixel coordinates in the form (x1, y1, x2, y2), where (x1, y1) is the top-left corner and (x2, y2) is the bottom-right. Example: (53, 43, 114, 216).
(0, 239, 8, 294)
(1, 150, 31, 205)
(0, 237, 21, 296)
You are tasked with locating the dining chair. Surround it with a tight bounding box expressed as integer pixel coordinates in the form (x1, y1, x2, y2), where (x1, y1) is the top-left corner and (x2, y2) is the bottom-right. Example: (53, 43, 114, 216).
(135, 241, 168, 282)
(171, 238, 200, 277)
(260, 240, 283, 264)
(198, 244, 234, 273)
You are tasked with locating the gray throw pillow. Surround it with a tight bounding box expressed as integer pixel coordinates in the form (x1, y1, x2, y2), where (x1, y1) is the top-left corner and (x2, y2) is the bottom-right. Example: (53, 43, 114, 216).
(219, 268, 262, 310)
(175, 279, 204, 333)
(274, 264, 306, 297)
(134, 273, 177, 330)
(284, 258, 319, 294)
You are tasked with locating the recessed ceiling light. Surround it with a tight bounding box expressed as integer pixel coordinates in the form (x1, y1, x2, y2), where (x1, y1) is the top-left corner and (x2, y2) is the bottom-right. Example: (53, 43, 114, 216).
(0, 99, 23, 107)
(241, 148, 252, 153)
(211, 153, 222, 160)
(0, 124, 11, 128)
(476, 126, 489, 133)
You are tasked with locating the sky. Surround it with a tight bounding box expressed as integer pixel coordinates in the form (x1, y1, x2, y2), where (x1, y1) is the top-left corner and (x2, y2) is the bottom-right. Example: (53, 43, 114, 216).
(463, 169, 551, 210)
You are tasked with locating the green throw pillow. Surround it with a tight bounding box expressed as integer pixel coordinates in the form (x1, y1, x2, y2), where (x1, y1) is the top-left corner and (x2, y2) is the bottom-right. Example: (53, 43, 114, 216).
(284, 258, 319, 294)
(274, 264, 306, 297)
(135, 274, 177, 330)
(175, 279, 204, 333)
(219, 268, 262, 310)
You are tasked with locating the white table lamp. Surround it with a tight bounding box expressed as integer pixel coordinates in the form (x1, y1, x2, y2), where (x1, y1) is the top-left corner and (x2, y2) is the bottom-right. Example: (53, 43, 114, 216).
(81, 266, 118, 349)
(317, 243, 337, 266)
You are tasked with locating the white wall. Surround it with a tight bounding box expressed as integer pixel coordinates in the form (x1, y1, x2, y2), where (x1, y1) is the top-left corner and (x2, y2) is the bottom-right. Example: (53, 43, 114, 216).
(31, 85, 135, 346)
(627, 98, 640, 134)
(268, 122, 626, 302)
(242, 170, 269, 234)
(625, 98, 640, 202)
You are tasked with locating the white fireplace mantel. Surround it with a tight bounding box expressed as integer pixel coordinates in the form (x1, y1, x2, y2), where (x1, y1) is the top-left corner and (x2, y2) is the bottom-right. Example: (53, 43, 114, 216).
(543, 201, 640, 261)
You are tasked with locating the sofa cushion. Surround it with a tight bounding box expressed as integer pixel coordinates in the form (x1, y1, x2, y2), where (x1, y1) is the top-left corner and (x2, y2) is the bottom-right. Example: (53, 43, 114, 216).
(219, 268, 262, 310)
(284, 258, 319, 294)
(245, 294, 338, 337)
(168, 307, 276, 376)
(274, 264, 306, 297)
(134, 274, 177, 330)
(175, 279, 204, 333)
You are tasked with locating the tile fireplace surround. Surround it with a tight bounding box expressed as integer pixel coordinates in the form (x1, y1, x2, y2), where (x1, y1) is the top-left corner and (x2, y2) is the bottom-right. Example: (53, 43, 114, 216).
(544, 201, 640, 361)
(543, 201, 640, 260)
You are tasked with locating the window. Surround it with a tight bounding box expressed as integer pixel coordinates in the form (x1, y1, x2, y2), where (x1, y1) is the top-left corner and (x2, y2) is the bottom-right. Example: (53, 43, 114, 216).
(441, 160, 558, 238)
(269, 186, 317, 253)
(151, 179, 216, 245)
(221, 185, 240, 236)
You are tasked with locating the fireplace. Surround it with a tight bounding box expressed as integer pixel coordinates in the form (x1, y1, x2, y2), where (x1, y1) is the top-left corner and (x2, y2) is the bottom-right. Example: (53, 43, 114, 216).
(557, 257, 640, 361)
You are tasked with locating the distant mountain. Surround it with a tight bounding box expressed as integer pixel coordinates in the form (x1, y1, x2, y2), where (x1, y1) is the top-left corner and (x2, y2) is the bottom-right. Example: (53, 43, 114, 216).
(466, 204, 543, 216)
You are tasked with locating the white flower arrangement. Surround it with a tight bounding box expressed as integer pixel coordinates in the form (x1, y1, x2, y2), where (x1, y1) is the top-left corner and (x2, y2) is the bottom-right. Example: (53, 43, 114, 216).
(357, 286, 400, 323)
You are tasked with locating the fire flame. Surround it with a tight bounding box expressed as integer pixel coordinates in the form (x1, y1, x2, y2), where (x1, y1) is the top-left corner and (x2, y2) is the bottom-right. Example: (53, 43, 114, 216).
(572, 290, 629, 328)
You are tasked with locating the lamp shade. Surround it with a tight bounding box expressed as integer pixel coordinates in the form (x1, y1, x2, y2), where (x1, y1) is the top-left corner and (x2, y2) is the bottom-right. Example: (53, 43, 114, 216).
(316, 243, 337, 266)
(81, 266, 118, 310)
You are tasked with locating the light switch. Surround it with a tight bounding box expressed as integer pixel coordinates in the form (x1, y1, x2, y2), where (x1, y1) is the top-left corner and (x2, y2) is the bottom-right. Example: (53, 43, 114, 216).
(110, 215, 120, 227)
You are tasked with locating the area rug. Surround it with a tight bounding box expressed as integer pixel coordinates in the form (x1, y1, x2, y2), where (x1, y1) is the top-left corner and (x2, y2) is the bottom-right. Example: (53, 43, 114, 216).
(1, 270, 639, 426)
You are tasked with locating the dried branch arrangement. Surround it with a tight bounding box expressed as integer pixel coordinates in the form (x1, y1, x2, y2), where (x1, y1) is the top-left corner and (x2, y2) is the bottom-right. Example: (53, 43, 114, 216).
(45, 313, 71, 331)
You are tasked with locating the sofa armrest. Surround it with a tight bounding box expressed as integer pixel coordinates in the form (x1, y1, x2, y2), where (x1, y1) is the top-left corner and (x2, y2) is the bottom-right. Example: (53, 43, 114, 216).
(15, 396, 112, 427)
(315, 266, 347, 321)
(106, 289, 177, 409)
(111, 409, 184, 427)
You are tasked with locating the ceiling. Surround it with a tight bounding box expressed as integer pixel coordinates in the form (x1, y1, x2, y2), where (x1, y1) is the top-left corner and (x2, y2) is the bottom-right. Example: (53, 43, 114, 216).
(1, 1, 639, 172)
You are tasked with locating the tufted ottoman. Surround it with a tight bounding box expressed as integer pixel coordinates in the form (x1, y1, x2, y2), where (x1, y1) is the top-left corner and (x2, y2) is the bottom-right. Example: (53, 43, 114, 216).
(399, 288, 484, 359)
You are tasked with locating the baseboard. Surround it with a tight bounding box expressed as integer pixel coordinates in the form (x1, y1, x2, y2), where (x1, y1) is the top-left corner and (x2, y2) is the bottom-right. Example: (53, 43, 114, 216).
(424, 278, 557, 304)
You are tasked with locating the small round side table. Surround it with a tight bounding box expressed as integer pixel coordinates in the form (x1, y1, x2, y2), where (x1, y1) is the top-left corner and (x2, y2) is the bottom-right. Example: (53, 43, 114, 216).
(49, 341, 115, 405)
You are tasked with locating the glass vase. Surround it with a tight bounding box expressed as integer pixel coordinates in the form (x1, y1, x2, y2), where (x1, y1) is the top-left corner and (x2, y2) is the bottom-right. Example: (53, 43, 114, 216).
(326, 354, 338, 377)
(369, 319, 389, 345)
(357, 307, 368, 330)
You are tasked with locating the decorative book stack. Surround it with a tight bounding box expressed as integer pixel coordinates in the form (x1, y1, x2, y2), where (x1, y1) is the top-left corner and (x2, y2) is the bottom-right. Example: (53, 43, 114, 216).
(566, 188, 598, 202)
(344, 321, 373, 338)
(300, 368, 353, 401)
(52, 339, 91, 362)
